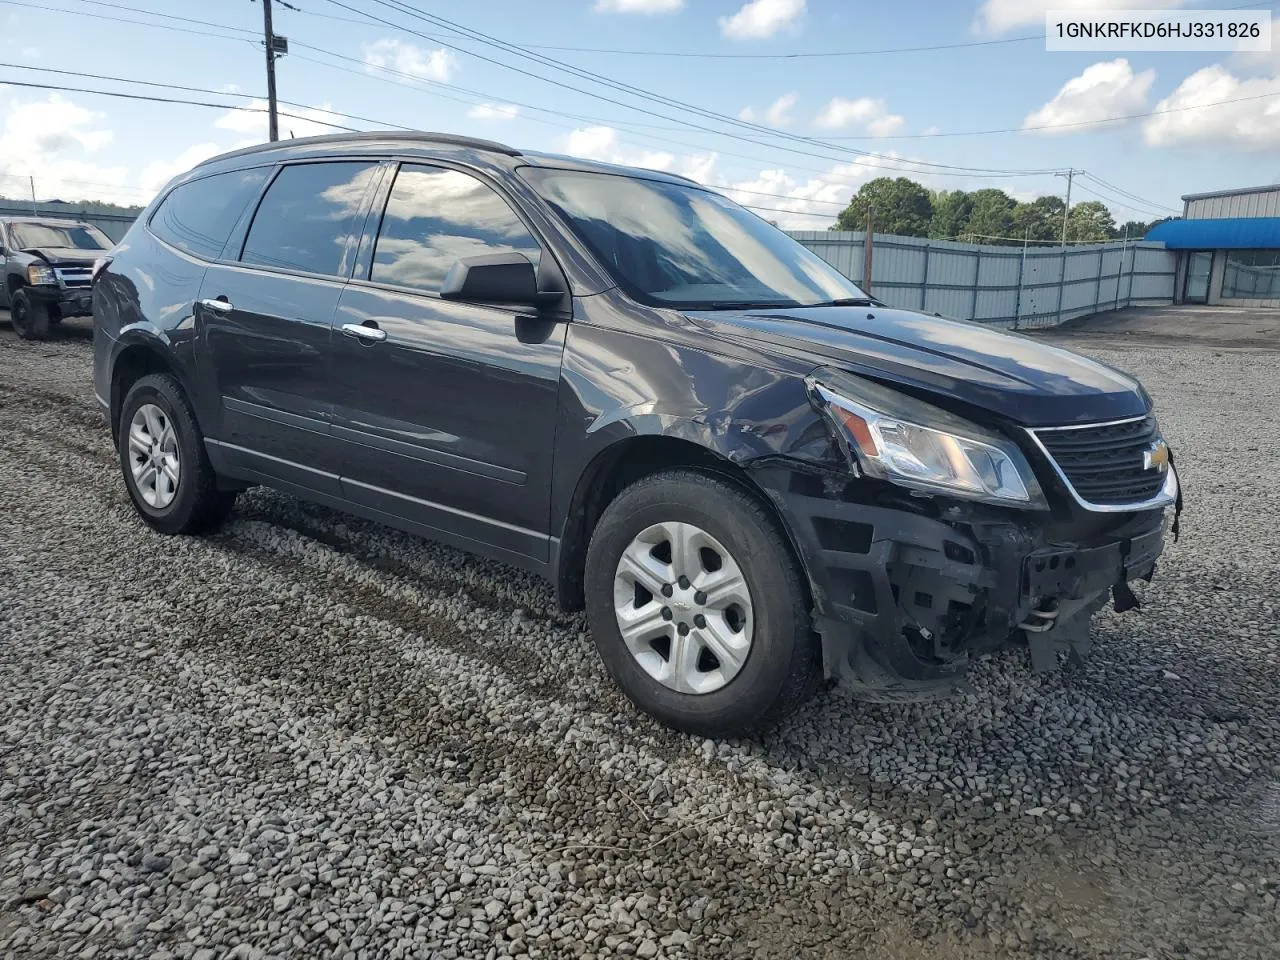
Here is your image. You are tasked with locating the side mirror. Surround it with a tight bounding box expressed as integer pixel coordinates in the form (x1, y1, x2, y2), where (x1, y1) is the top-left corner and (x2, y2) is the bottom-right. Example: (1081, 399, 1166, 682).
(439, 252, 560, 306)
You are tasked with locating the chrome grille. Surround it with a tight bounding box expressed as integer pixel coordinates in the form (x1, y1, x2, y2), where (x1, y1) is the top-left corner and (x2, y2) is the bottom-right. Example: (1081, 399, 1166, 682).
(1030, 415, 1167, 507)
(54, 266, 93, 287)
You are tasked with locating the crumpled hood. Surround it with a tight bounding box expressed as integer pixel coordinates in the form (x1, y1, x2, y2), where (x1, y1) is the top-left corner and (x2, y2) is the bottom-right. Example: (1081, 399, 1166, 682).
(20, 247, 101, 266)
(684, 304, 1149, 427)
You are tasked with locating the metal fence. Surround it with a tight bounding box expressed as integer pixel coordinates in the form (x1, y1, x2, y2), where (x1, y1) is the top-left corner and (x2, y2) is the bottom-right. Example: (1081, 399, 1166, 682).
(788, 230, 1177, 328)
(0, 203, 139, 242)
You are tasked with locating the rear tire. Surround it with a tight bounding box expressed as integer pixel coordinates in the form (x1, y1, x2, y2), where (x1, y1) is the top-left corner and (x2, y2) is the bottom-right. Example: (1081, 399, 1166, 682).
(118, 373, 236, 535)
(584, 469, 819, 737)
(11, 290, 49, 341)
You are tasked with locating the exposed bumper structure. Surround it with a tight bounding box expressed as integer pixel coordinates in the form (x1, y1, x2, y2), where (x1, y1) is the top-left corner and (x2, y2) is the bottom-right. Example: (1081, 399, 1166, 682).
(760, 465, 1175, 700)
(26, 282, 95, 318)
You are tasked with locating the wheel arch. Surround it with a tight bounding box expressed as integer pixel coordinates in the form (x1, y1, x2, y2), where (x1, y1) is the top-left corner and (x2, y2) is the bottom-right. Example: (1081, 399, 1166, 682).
(109, 337, 178, 444)
(553, 432, 816, 617)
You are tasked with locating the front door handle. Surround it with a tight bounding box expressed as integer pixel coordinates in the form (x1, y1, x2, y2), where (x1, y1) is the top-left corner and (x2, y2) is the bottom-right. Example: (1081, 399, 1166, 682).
(341, 321, 387, 343)
(199, 297, 233, 314)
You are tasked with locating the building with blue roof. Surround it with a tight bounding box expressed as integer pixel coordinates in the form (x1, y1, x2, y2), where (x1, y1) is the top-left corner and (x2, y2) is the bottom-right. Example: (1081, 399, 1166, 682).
(1145, 184, 1280, 307)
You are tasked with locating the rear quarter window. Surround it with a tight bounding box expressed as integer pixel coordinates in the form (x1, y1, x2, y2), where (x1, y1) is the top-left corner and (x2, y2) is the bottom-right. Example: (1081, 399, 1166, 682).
(149, 168, 270, 261)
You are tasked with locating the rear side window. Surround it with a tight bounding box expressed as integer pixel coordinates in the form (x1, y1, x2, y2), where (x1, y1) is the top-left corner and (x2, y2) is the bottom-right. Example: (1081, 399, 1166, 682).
(240, 161, 378, 278)
(149, 167, 270, 260)
(370, 164, 540, 293)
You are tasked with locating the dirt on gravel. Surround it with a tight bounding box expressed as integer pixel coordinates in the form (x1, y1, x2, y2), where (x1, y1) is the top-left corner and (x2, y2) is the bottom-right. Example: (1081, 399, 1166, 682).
(1, 310, 1278, 960)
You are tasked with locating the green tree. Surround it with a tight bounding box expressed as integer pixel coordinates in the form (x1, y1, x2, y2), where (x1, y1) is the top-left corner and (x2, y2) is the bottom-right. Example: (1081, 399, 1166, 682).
(1012, 195, 1065, 243)
(963, 188, 1016, 242)
(928, 190, 971, 240)
(1066, 200, 1115, 243)
(833, 177, 933, 236)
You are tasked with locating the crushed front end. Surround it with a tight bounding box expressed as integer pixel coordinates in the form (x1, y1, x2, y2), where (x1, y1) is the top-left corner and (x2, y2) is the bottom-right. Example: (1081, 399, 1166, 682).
(753, 369, 1181, 700)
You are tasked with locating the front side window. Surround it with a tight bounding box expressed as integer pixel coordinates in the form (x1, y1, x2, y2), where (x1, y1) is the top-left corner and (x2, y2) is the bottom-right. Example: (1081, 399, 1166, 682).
(370, 164, 541, 293)
(149, 167, 270, 261)
(521, 168, 867, 309)
(1222, 249, 1280, 299)
(9, 221, 111, 251)
(241, 161, 379, 278)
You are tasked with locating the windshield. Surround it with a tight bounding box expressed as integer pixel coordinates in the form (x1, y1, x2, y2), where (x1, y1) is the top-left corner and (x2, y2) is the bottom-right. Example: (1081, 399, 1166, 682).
(521, 168, 867, 309)
(9, 222, 111, 251)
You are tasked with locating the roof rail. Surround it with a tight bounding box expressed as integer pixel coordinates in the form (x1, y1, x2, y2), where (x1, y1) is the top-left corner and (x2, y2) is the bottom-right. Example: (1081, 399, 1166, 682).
(195, 130, 521, 167)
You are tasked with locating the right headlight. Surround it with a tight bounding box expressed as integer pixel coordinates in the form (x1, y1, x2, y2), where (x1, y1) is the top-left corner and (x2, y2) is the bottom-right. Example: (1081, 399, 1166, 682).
(26, 263, 56, 285)
(809, 372, 1047, 509)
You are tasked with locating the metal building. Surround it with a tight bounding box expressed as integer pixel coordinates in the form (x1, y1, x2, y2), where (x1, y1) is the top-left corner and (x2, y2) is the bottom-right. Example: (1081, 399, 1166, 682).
(1145, 184, 1280, 307)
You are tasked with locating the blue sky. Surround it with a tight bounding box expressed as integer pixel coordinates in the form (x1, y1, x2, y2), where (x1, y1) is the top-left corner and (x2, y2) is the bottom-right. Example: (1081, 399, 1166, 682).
(1, 0, 1277, 229)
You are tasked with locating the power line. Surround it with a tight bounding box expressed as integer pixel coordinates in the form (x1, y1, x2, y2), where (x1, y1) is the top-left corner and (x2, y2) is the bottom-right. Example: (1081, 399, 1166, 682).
(485, 34, 1044, 60)
(0, 0, 260, 45)
(362, 0, 1068, 176)
(325, 0, 1064, 179)
(0, 78, 359, 131)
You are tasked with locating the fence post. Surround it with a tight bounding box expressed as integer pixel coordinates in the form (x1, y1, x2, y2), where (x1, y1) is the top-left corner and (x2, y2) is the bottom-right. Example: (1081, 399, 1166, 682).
(1094, 246, 1105, 313)
(862, 209, 875, 295)
(1056, 248, 1066, 326)
(920, 243, 931, 312)
(1114, 234, 1128, 309)
(1014, 229, 1028, 329)
(971, 247, 982, 321)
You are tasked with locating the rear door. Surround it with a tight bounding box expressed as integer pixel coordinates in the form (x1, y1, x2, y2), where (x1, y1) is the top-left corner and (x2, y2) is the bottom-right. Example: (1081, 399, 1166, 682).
(329, 161, 568, 563)
(196, 159, 383, 496)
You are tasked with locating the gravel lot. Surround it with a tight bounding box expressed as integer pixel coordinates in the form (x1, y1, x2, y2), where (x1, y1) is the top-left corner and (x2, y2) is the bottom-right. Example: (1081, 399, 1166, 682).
(1, 311, 1278, 959)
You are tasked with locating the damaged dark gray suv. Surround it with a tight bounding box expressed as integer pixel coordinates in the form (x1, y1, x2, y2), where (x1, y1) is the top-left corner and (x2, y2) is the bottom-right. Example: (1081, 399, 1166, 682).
(93, 132, 1180, 736)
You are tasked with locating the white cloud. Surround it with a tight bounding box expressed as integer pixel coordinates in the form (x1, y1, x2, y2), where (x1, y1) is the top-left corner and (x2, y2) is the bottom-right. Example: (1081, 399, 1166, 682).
(738, 93, 798, 127)
(140, 143, 223, 193)
(363, 38, 456, 82)
(720, 0, 805, 40)
(558, 125, 676, 173)
(215, 99, 344, 141)
(1022, 58, 1154, 133)
(0, 95, 137, 205)
(765, 93, 798, 127)
(814, 97, 905, 136)
(467, 103, 519, 121)
(593, 0, 683, 12)
(976, 0, 1183, 34)
(1143, 64, 1280, 151)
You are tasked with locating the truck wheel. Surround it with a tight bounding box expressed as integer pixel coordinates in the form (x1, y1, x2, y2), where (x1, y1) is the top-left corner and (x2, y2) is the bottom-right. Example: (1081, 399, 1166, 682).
(584, 469, 819, 737)
(118, 373, 236, 535)
(10, 290, 49, 340)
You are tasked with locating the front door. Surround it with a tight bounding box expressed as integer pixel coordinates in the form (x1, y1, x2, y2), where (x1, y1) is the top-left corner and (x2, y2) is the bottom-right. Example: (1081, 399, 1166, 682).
(198, 159, 381, 495)
(329, 162, 567, 564)
(1183, 251, 1213, 303)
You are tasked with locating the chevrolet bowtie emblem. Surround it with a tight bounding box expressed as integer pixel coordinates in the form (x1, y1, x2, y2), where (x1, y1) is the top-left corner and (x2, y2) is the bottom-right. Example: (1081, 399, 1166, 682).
(1143, 440, 1170, 473)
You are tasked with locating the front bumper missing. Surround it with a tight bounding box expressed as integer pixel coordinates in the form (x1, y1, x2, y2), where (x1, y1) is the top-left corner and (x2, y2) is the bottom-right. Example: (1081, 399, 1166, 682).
(27, 284, 94, 316)
(762, 468, 1172, 701)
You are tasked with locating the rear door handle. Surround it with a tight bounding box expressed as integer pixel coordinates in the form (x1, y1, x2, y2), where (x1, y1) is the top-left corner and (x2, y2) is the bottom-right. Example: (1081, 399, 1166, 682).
(341, 322, 387, 343)
(199, 297, 233, 314)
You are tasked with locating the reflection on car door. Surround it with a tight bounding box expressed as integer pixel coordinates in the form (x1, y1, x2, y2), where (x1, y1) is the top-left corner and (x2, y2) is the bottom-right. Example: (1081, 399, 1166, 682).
(198, 160, 382, 496)
(329, 162, 567, 564)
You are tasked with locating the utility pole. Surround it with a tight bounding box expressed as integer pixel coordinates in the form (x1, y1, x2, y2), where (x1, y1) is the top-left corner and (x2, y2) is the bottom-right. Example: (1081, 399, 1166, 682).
(29, 175, 36, 214)
(1054, 171, 1075, 249)
(261, 0, 279, 141)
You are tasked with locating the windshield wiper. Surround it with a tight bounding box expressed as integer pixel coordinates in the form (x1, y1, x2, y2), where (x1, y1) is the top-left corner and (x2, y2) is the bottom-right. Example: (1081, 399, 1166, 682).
(697, 300, 802, 310)
(816, 297, 874, 307)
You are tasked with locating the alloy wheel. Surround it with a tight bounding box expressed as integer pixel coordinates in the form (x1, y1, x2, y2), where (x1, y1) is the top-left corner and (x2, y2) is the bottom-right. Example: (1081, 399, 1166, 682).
(612, 521, 754, 695)
(127, 403, 181, 509)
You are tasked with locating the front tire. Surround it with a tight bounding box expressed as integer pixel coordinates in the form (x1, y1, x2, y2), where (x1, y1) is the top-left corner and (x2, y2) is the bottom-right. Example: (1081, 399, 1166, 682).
(584, 469, 819, 737)
(118, 373, 236, 535)
(10, 290, 49, 340)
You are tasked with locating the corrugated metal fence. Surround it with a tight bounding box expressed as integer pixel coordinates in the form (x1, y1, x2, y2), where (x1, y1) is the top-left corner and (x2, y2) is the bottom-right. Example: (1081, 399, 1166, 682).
(788, 231, 1177, 328)
(0, 204, 138, 243)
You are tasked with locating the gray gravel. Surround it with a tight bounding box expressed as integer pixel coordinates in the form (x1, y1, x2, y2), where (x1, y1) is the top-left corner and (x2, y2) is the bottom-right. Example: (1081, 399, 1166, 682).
(1, 315, 1278, 959)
